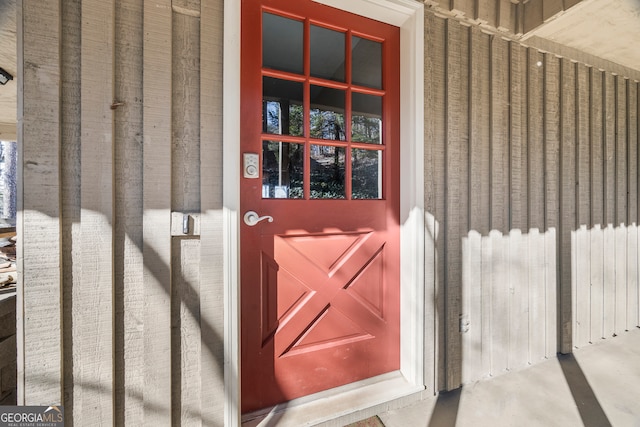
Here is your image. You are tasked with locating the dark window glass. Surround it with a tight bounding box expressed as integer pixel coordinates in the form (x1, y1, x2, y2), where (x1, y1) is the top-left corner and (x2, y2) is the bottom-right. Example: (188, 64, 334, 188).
(263, 13, 303, 74)
(351, 36, 382, 89)
(310, 25, 345, 82)
(351, 93, 382, 144)
(262, 141, 304, 199)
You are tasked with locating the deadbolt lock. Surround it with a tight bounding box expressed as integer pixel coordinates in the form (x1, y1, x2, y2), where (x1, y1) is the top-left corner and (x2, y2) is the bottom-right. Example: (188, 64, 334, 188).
(243, 153, 259, 179)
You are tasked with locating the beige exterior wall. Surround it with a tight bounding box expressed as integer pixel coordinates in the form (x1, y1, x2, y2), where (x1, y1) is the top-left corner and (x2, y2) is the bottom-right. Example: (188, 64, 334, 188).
(16, 0, 639, 425)
(425, 12, 640, 390)
(18, 0, 224, 425)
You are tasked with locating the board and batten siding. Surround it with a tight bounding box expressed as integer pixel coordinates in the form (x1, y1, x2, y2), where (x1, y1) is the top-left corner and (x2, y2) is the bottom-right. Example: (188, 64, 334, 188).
(18, 0, 225, 425)
(424, 13, 640, 390)
(16, 1, 640, 424)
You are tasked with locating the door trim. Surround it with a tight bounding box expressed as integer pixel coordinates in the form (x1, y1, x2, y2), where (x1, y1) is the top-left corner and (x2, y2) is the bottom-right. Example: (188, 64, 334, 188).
(223, 1, 426, 424)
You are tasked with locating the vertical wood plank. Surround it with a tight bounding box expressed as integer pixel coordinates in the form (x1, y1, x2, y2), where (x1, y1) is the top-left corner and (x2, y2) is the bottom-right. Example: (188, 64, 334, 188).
(627, 82, 638, 224)
(476, 0, 497, 27)
(573, 225, 590, 348)
(604, 73, 616, 225)
(491, 36, 510, 233)
(17, 0, 63, 406)
(544, 54, 561, 254)
(603, 224, 615, 336)
(462, 234, 471, 384)
(468, 232, 483, 380)
(461, 231, 481, 383)
(627, 224, 639, 330)
(172, 12, 201, 213)
(574, 64, 591, 350)
(60, 0, 81, 420)
(545, 228, 557, 358)
(510, 43, 528, 231)
(570, 229, 577, 347)
(480, 232, 492, 375)
(628, 82, 639, 331)
(615, 225, 627, 335)
(171, 10, 202, 427)
(528, 228, 545, 362)
(589, 225, 604, 342)
(200, 0, 225, 424)
(496, 0, 515, 33)
(143, 0, 173, 424)
(616, 76, 628, 225)
(444, 19, 469, 390)
(172, 239, 202, 427)
(559, 58, 576, 353)
(466, 27, 490, 384)
(591, 70, 604, 227)
(113, 1, 145, 425)
(636, 225, 640, 329)
(77, 0, 114, 423)
(528, 49, 545, 230)
(491, 230, 509, 375)
(577, 65, 591, 228)
(469, 28, 491, 236)
(424, 12, 447, 391)
(508, 229, 528, 369)
(522, 0, 543, 34)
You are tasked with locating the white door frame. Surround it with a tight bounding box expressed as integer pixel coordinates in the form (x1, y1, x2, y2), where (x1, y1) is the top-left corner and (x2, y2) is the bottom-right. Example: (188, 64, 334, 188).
(223, 1, 427, 424)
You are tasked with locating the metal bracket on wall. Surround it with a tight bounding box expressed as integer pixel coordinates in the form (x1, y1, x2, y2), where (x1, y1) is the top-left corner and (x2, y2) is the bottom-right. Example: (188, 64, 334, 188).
(171, 212, 201, 236)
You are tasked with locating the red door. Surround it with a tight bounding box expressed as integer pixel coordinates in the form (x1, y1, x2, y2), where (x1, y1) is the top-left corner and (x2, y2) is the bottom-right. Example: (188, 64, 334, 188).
(240, 0, 400, 413)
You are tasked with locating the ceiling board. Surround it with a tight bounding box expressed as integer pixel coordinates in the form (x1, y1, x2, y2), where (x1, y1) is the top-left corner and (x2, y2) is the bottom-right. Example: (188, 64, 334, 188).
(523, 0, 640, 74)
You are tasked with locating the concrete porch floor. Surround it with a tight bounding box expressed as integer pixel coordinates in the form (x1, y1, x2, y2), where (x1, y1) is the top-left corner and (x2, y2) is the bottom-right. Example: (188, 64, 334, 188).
(373, 327, 640, 427)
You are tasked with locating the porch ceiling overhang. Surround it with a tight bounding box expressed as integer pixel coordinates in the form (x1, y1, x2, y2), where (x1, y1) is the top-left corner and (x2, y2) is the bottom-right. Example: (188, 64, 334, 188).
(522, 0, 640, 74)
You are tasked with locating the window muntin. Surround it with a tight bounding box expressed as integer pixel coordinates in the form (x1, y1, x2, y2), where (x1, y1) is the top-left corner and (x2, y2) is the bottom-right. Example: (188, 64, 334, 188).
(261, 12, 386, 200)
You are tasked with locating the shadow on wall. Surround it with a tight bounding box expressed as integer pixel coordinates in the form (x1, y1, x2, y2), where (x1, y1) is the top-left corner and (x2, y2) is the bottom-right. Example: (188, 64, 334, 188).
(456, 223, 640, 386)
(572, 223, 640, 348)
(460, 228, 557, 385)
(427, 223, 615, 426)
(56, 209, 227, 427)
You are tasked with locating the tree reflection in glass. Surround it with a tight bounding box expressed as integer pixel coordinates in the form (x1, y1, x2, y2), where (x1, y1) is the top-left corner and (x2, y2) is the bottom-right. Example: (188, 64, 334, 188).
(351, 92, 382, 144)
(263, 77, 304, 136)
(310, 85, 345, 141)
(262, 141, 304, 199)
(310, 145, 345, 199)
(352, 148, 382, 199)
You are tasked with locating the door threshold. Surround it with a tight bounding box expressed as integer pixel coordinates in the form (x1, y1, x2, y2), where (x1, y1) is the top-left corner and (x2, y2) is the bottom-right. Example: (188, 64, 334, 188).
(241, 371, 425, 426)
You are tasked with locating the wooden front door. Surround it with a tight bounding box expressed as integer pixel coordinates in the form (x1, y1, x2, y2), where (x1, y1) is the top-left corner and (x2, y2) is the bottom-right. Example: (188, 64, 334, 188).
(240, 0, 401, 413)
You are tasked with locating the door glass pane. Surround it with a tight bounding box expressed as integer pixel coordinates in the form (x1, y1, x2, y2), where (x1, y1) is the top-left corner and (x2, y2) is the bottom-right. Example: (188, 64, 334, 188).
(263, 77, 304, 136)
(263, 13, 303, 74)
(310, 145, 345, 199)
(351, 93, 382, 144)
(351, 36, 382, 89)
(352, 148, 382, 199)
(310, 85, 346, 141)
(310, 25, 345, 82)
(262, 141, 304, 199)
